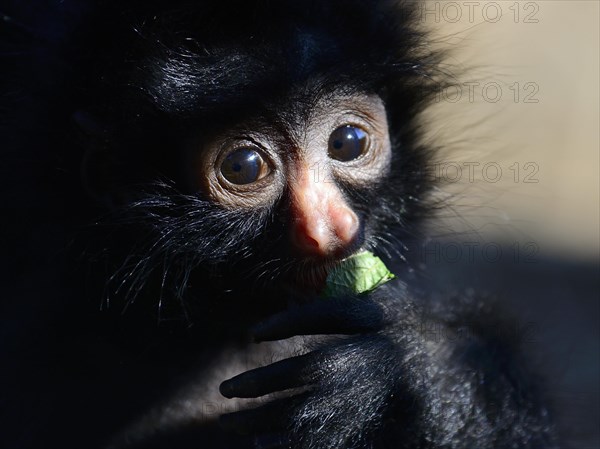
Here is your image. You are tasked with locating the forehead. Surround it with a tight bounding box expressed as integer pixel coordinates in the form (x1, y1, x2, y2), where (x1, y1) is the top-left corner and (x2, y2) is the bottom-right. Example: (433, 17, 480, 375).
(267, 87, 385, 130)
(191, 89, 386, 143)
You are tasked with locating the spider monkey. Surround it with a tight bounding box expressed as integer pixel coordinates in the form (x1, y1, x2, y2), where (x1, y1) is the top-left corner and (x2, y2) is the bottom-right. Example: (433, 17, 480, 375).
(0, 0, 561, 448)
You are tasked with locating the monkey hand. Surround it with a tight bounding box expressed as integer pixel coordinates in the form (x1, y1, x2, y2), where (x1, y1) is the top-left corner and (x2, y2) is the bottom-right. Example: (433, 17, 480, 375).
(219, 286, 407, 448)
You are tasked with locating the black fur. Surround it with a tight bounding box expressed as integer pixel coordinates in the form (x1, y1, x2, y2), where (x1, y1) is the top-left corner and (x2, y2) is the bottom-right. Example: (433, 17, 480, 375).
(0, 1, 560, 448)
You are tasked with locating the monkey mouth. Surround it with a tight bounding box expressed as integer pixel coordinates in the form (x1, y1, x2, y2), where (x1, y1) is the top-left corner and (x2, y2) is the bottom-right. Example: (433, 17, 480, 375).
(287, 248, 366, 294)
(292, 261, 331, 293)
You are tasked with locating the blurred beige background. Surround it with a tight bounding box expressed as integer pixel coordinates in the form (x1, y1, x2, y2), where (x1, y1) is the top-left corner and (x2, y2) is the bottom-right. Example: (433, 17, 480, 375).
(421, 0, 599, 259)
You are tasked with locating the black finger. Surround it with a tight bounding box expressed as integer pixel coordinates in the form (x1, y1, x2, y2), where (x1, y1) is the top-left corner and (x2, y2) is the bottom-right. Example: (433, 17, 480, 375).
(220, 352, 317, 398)
(219, 394, 306, 434)
(252, 298, 384, 342)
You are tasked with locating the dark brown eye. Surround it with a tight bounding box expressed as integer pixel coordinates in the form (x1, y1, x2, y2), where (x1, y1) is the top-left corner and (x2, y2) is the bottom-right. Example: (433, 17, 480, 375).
(328, 125, 369, 162)
(220, 147, 270, 185)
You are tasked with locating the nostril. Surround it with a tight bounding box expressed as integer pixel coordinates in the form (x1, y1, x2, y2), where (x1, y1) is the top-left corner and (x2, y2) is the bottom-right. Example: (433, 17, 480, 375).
(297, 227, 320, 250)
(291, 221, 325, 256)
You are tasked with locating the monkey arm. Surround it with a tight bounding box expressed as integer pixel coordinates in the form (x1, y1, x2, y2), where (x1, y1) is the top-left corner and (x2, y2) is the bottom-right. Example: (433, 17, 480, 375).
(219, 284, 558, 449)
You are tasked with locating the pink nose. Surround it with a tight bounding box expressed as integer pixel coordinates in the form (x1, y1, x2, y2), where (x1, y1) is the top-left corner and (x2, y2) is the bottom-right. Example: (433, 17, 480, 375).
(290, 168, 359, 257)
(292, 204, 358, 256)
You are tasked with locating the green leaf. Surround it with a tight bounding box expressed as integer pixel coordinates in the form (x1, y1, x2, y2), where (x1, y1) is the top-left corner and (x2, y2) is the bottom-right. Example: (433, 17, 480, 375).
(323, 251, 395, 298)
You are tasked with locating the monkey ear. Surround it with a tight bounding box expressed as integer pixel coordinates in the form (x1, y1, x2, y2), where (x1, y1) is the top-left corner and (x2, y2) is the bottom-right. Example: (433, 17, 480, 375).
(73, 110, 128, 208)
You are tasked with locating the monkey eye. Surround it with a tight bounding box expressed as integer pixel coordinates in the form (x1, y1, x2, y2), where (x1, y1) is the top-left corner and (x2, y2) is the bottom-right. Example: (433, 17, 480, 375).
(220, 147, 270, 185)
(328, 125, 369, 162)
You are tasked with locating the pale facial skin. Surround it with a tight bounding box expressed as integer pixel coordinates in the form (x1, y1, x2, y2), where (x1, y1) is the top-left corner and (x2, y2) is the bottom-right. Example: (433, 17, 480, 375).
(193, 93, 392, 259)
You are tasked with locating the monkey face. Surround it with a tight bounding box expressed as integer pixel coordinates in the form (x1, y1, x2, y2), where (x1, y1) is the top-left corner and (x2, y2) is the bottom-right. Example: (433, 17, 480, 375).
(191, 93, 391, 252)
(82, 85, 424, 305)
(177, 91, 392, 292)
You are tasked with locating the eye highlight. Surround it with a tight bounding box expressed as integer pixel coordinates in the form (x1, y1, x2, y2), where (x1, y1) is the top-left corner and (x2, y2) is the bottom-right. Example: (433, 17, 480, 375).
(220, 147, 270, 185)
(328, 125, 369, 162)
